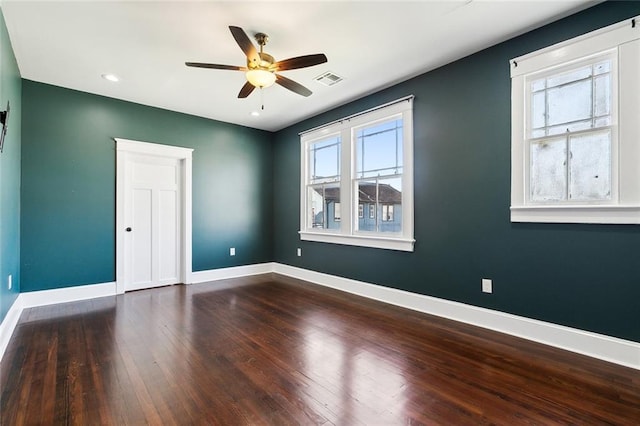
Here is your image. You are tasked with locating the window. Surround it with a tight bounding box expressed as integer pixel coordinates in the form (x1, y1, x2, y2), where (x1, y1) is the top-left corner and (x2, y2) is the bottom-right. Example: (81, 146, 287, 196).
(300, 97, 415, 251)
(510, 17, 640, 224)
(382, 205, 394, 222)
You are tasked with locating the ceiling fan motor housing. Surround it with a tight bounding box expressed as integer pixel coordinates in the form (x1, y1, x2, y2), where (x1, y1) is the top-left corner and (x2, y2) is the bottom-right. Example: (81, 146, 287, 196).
(248, 52, 275, 70)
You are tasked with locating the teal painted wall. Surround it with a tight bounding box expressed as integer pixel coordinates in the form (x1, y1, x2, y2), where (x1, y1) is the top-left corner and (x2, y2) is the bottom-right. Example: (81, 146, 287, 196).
(0, 8, 22, 321)
(272, 1, 640, 343)
(21, 81, 273, 292)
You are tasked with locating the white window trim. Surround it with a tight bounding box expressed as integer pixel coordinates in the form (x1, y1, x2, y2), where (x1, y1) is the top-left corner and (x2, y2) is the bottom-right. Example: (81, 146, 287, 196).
(510, 16, 640, 224)
(299, 96, 415, 251)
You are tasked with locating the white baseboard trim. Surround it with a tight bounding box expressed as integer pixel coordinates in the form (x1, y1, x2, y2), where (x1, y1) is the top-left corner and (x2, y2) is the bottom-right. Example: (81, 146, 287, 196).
(2, 265, 639, 370)
(190, 263, 275, 284)
(0, 295, 24, 363)
(273, 263, 640, 370)
(20, 282, 117, 309)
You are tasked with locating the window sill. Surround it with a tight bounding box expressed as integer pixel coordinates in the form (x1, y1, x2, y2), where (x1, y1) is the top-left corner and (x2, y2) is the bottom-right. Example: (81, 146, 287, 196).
(510, 205, 640, 224)
(299, 231, 415, 252)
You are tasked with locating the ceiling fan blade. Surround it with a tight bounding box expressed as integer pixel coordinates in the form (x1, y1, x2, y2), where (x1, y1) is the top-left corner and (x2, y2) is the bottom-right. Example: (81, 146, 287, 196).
(238, 81, 256, 99)
(229, 26, 259, 63)
(275, 54, 328, 71)
(185, 62, 246, 71)
(276, 74, 312, 97)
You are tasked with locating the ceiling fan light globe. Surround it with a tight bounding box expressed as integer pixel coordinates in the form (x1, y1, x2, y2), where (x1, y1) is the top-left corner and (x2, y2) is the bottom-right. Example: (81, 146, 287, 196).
(246, 69, 276, 88)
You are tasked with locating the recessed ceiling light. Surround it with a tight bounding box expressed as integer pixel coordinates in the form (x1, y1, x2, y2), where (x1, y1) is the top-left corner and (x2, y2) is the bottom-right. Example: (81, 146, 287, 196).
(101, 73, 120, 82)
(251, 111, 260, 117)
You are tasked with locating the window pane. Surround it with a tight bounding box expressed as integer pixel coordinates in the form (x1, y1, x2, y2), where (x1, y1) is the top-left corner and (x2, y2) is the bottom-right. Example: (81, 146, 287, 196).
(357, 180, 377, 232)
(531, 78, 546, 92)
(531, 137, 567, 201)
(307, 184, 340, 229)
(569, 131, 611, 201)
(309, 137, 340, 183)
(532, 129, 546, 138)
(546, 65, 592, 88)
(356, 178, 402, 232)
(528, 58, 612, 141)
(356, 119, 403, 178)
(594, 116, 611, 127)
(531, 92, 546, 130)
(378, 178, 401, 232)
(594, 74, 611, 118)
(547, 79, 592, 126)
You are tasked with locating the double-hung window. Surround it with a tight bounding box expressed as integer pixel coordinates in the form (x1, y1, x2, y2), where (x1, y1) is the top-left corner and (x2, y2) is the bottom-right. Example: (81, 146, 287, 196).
(510, 16, 640, 224)
(300, 97, 414, 251)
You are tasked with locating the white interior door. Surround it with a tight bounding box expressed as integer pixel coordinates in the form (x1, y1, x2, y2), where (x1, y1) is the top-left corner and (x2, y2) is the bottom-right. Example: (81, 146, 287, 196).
(115, 139, 193, 294)
(126, 155, 181, 291)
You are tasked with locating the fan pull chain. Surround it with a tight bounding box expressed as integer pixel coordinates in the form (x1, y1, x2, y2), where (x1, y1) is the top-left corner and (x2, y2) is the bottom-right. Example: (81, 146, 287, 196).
(261, 88, 265, 110)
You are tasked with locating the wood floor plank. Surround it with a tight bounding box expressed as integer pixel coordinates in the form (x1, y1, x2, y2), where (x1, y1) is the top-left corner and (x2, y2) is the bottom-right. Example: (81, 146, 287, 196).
(1, 274, 639, 425)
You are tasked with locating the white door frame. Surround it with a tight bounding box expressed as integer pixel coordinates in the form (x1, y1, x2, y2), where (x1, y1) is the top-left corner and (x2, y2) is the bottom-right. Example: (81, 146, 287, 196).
(115, 138, 193, 294)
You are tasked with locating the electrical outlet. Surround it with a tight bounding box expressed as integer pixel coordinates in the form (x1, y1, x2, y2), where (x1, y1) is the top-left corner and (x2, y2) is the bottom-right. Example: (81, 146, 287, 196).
(8, 274, 12, 290)
(297, 248, 302, 257)
(482, 278, 492, 294)
(230, 247, 235, 256)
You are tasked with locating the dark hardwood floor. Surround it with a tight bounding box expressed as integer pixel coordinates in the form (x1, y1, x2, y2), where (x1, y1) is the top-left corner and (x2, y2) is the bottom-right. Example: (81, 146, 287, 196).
(1, 274, 639, 425)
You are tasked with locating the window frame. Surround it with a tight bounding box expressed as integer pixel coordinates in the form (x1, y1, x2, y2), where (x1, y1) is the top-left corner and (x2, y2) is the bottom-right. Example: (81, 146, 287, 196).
(510, 16, 640, 224)
(300, 96, 415, 251)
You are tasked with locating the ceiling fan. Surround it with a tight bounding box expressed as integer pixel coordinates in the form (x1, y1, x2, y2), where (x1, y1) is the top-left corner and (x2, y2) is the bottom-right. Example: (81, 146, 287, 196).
(186, 26, 328, 99)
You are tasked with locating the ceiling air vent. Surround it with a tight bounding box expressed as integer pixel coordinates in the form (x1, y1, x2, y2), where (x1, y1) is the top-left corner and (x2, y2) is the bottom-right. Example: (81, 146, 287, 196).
(314, 71, 343, 87)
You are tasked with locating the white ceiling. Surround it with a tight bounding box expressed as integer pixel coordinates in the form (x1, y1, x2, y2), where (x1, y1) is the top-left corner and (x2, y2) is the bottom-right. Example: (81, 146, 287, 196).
(2, 0, 596, 132)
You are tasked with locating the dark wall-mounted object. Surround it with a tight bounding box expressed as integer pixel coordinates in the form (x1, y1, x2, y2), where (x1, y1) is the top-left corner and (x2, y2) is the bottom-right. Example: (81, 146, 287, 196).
(0, 101, 9, 153)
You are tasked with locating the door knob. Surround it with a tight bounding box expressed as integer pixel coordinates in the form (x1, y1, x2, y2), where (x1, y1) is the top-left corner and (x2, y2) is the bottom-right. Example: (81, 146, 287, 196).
(126, 227, 132, 232)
